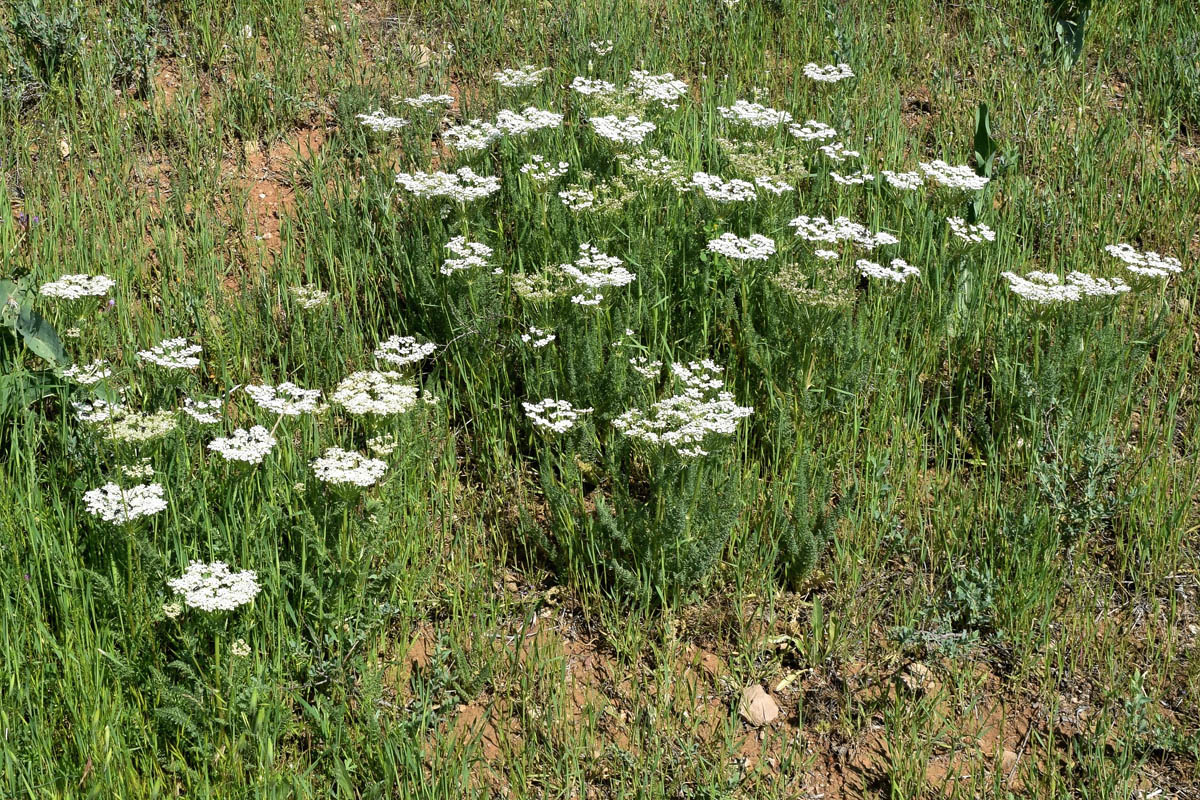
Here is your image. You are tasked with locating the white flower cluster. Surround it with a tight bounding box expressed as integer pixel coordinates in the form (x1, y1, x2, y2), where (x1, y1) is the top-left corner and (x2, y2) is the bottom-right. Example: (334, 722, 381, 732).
(375, 335, 436, 366)
(629, 355, 664, 378)
(617, 150, 690, 187)
(754, 175, 794, 195)
(208, 426, 276, 464)
(788, 120, 837, 141)
(920, 160, 989, 191)
(881, 170, 923, 190)
(789, 215, 899, 250)
(40, 274, 115, 299)
(819, 142, 860, 162)
(558, 186, 596, 211)
(183, 397, 222, 424)
(803, 63, 855, 83)
(403, 93, 454, 109)
(947, 216, 996, 244)
(520, 154, 570, 182)
(590, 40, 614, 55)
(357, 109, 409, 132)
(522, 398, 592, 433)
(690, 172, 758, 203)
(168, 561, 261, 612)
(83, 482, 167, 524)
(367, 433, 398, 456)
(495, 107, 564, 136)
(591, 115, 656, 145)
(73, 397, 125, 423)
(1104, 243, 1183, 278)
(494, 65, 550, 88)
(831, 170, 874, 185)
(120, 458, 155, 479)
(332, 371, 419, 415)
(1001, 270, 1132, 303)
(707, 233, 776, 261)
(857, 258, 920, 283)
(443, 119, 501, 151)
(627, 70, 689, 107)
(560, 244, 637, 305)
(63, 359, 112, 385)
(442, 236, 493, 275)
(107, 409, 178, 443)
(244, 382, 322, 416)
(310, 447, 388, 487)
(613, 360, 752, 457)
(570, 76, 616, 96)
(137, 337, 201, 370)
(291, 284, 330, 309)
(718, 100, 793, 127)
(521, 326, 556, 347)
(395, 168, 501, 203)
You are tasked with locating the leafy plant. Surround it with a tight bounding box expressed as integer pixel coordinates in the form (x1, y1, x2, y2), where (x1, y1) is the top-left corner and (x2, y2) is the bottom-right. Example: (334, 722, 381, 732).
(1048, 0, 1093, 70)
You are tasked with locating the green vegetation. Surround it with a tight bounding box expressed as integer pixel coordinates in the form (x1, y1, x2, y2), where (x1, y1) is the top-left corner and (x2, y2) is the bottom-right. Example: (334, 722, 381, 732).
(1, 0, 1197, 796)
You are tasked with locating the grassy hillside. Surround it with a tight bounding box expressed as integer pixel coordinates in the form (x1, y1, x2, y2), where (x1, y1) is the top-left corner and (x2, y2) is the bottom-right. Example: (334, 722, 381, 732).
(1, 0, 1197, 796)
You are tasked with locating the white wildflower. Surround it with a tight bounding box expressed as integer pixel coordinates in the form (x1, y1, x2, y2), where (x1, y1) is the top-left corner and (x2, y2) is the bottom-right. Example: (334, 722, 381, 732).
(357, 109, 409, 133)
(947, 216, 996, 244)
(560, 244, 636, 306)
(857, 258, 920, 283)
(629, 355, 663, 378)
(689, 171, 757, 203)
(819, 142, 860, 162)
(495, 106, 563, 136)
(231, 638, 251, 657)
(63, 359, 111, 385)
(83, 482, 167, 524)
(718, 99, 792, 127)
(591, 114, 656, 145)
(570, 76, 616, 96)
(182, 397, 222, 424)
(613, 360, 752, 457)
(815, 249, 840, 260)
(375, 335, 436, 367)
(521, 326, 556, 347)
(168, 561, 260, 612)
(403, 93, 455, 110)
(366, 433, 399, 456)
(39, 274, 115, 299)
(520, 154, 570, 182)
(244, 382, 322, 416)
(627, 71, 689, 108)
(789, 215, 897, 250)
(395, 168, 501, 202)
(1104, 243, 1183, 278)
(311, 447, 388, 487)
(73, 397, 126, 424)
(881, 170, 923, 190)
(443, 119, 502, 151)
(558, 186, 596, 211)
(707, 233, 776, 261)
(589, 40, 614, 56)
(162, 600, 183, 619)
(208, 426, 276, 464)
(332, 371, 420, 415)
(291, 284, 330, 309)
(802, 63, 855, 83)
(831, 170, 874, 185)
(137, 337, 201, 370)
(107, 409, 178, 443)
(494, 65, 550, 88)
(522, 398, 592, 433)
(120, 458, 155, 480)
(920, 160, 989, 191)
(787, 120, 837, 142)
(442, 236, 493, 275)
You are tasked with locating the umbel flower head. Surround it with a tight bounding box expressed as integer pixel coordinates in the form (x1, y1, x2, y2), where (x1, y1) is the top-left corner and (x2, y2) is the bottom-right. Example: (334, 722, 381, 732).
(137, 337, 202, 370)
(707, 233, 776, 261)
(208, 426, 276, 464)
(40, 274, 115, 299)
(522, 399, 593, 433)
(717, 100, 793, 128)
(310, 447, 388, 487)
(857, 258, 920, 283)
(374, 335, 437, 367)
(356, 109, 409, 132)
(803, 63, 855, 83)
(921, 161, 989, 191)
(244, 382, 322, 416)
(442, 237, 493, 275)
(1001, 270, 1131, 303)
(332, 370, 420, 415)
(395, 168, 501, 203)
(1104, 243, 1183, 279)
(947, 216, 996, 244)
(83, 482, 167, 524)
(493, 65, 550, 88)
(613, 360, 752, 457)
(168, 561, 261, 612)
(63, 359, 112, 385)
(590, 115, 656, 145)
(559, 243, 636, 306)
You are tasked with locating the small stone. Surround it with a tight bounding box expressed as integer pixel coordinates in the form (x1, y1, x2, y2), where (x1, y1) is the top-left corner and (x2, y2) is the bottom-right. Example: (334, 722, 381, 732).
(738, 684, 779, 727)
